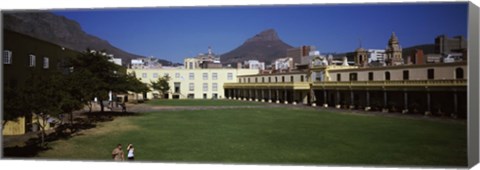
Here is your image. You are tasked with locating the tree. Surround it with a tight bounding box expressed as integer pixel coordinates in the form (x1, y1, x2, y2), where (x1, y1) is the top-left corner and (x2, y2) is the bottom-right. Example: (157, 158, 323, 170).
(70, 49, 123, 112)
(23, 72, 65, 146)
(2, 85, 29, 131)
(150, 75, 170, 99)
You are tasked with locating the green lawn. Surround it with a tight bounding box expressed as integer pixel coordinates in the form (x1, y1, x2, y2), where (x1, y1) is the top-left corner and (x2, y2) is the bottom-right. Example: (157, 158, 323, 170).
(146, 99, 264, 106)
(36, 106, 467, 167)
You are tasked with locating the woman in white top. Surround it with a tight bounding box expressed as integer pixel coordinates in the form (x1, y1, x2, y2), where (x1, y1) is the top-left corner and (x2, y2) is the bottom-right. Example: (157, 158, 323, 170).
(126, 144, 135, 161)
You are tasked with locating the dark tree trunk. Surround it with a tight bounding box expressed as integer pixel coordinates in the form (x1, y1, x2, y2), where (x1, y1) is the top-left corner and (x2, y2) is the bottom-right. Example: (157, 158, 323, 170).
(100, 100, 104, 112)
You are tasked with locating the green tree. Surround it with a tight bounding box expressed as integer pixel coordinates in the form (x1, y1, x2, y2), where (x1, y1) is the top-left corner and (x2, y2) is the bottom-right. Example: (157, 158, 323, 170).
(2, 85, 29, 131)
(70, 49, 122, 112)
(23, 72, 65, 146)
(150, 75, 170, 99)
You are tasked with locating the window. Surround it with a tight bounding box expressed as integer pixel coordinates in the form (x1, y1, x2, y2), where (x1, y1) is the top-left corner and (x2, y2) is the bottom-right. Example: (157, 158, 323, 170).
(368, 72, 374, 81)
(142, 73, 147, 78)
(275, 77, 278, 82)
(262, 77, 265, 83)
(290, 76, 294, 82)
(385, 72, 390, 80)
(175, 73, 180, 78)
(212, 83, 218, 91)
(248, 78, 250, 83)
(349, 73, 357, 81)
(29, 54, 36, 67)
(189, 62, 193, 69)
(3, 50, 12, 64)
(212, 73, 218, 80)
(301, 76, 304, 82)
(42, 57, 49, 69)
(189, 83, 194, 91)
(203, 83, 208, 92)
(153, 73, 159, 78)
(227, 73, 233, 80)
(203, 73, 208, 80)
(427, 69, 434, 80)
(282, 76, 285, 82)
(337, 74, 341, 81)
(456, 68, 464, 79)
(255, 77, 258, 83)
(189, 73, 194, 80)
(269, 77, 271, 83)
(239, 78, 242, 83)
(403, 70, 409, 80)
(174, 82, 181, 93)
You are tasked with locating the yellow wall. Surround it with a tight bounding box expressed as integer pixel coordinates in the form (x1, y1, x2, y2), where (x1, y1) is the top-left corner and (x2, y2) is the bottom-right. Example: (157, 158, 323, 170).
(128, 68, 259, 99)
(2, 117, 25, 135)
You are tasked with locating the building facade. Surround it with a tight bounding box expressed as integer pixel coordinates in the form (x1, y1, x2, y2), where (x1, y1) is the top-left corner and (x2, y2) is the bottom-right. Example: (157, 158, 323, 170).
(3, 29, 81, 135)
(224, 61, 467, 118)
(435, 35, 467, 55)
(127, 68, 259, 100)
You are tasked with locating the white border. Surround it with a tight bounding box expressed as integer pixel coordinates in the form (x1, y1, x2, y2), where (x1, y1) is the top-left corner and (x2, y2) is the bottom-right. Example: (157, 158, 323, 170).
(1, 0, 478, 170)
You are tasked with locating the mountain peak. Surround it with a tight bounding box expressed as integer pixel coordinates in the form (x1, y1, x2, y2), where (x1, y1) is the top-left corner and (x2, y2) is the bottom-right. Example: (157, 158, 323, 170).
(246, 29, 280, 43)
(221, 28, 292, 65)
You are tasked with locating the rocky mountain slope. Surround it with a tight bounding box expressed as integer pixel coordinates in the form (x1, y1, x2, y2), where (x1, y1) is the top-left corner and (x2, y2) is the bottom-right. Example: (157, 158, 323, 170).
(220, 29, 293, 65)
(3, 12, 171, 66)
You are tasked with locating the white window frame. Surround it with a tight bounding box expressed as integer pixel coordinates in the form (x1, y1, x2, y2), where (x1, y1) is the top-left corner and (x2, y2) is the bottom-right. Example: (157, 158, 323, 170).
(175, 72, 180, 78)
(212, 83, 218, 91)
(29, 54, 36, 67)
(153, 73, 158, 78)
(43, 57, 49, 69)
(203, 83, 208, 92)
(3, 50, 12, 64)
(189, 73, 194, 80)
(227, 73, 233, 80)
(212, 73, 218, 80)
(189, 83, 194, 91)
(142, 73, 147, 78)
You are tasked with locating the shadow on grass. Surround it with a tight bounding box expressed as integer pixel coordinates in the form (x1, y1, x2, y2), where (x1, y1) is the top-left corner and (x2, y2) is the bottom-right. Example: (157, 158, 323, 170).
(3, 111, 141, 158)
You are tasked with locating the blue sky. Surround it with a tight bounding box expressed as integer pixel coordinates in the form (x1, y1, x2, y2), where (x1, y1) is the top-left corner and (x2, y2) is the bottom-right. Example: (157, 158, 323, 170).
(54, 3, 468, 63)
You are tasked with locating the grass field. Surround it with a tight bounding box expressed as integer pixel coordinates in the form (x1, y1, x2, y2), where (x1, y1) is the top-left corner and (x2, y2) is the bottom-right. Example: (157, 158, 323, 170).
(36, 100, 467, 167)
(146, 99, 264, 106)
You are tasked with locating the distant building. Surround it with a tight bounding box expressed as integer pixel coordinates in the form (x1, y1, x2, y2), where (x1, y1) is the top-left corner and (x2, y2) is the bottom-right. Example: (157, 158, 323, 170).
(410, 49, 425, 65)
(367, 49, 386, 64)
(385, 32, 403, 66)
(243, 60, 265, 70)
(184, 46, 222, 69)
(287, 45, 316, 65)
(435, 35, 467, 55)
(130, 57, 162, 69)
(273, 57, 294, 72)
(107, 54, 122, 66)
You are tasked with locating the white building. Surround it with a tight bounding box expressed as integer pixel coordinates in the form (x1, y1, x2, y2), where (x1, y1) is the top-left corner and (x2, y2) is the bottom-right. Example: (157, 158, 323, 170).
(128, 68, 259, 100)
(107, 54, 122, 66)
(367, 49, 386, 64)
(243, 60, 265, 70)
(130, 57, 162, 69)
(273, 57, 293, 72)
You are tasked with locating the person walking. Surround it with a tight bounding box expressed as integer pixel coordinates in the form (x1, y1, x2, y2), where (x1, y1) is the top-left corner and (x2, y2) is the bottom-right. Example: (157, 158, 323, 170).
(126, 144, 135, 161)
(112, 144, 125, 161)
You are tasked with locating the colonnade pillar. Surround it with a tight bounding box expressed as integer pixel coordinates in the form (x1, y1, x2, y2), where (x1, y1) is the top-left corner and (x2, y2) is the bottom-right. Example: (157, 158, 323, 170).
(403, 91, 408, 114)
